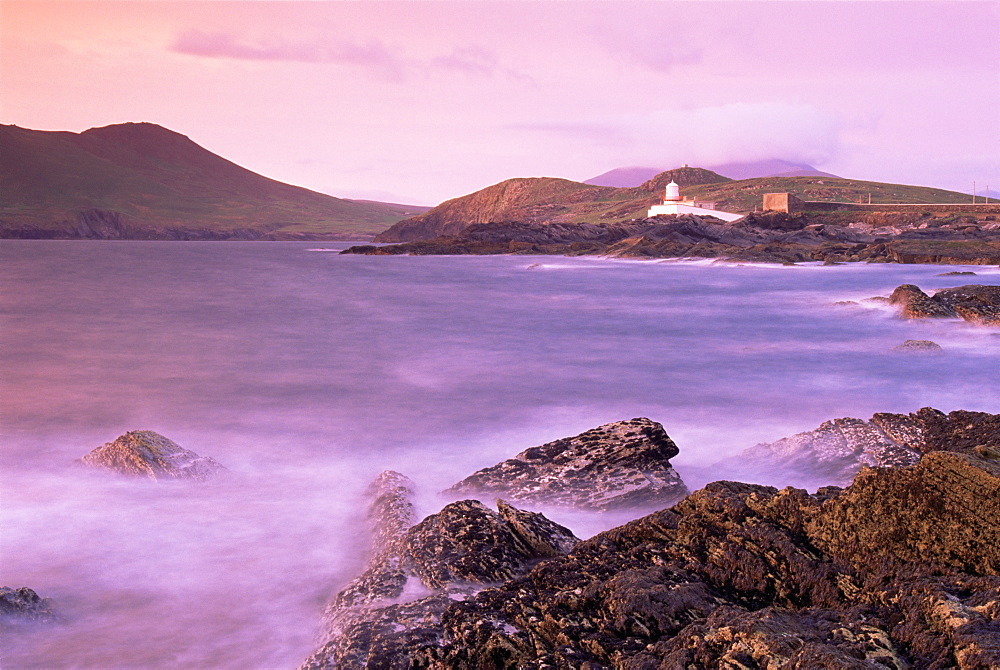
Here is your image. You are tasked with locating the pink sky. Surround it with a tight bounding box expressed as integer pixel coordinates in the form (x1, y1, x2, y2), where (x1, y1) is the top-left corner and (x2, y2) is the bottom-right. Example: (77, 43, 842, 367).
(2, 1, 997, 205)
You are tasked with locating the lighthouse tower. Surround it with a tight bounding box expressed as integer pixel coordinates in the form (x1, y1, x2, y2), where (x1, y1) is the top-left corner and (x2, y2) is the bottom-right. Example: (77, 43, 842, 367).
(647, 179, 743, 222)
(663, 181, 682, 202)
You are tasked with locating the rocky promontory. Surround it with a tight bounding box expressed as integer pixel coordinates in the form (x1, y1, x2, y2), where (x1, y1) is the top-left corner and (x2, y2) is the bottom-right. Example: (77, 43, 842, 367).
(446, 418, 690, 511)
(302, 411, 1000, 668)
(78, 430, 227, 480)
(347, 211, 1000, 265)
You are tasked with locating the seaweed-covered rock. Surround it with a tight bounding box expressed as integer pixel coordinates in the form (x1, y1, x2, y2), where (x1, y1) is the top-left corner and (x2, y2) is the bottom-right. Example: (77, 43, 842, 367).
(446, 418, 690, 511)
(78, 430, 227, 480)
(0, 586, 58, 626)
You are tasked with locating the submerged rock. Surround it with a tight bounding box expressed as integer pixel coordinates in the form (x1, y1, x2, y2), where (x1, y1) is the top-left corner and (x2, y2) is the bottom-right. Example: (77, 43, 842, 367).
(78, 430, 227, 480)
(445, 418, 690, 511)
(303, 473, 579, 669)
(334, 437, 1000, 668)
(0, 587, 58, 627)
(892, 338, 943, 353)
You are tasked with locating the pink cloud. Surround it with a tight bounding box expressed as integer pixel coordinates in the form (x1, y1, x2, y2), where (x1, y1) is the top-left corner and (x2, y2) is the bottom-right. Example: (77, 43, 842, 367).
(171, 30, 405, 80)
(431, 46, 498, 77)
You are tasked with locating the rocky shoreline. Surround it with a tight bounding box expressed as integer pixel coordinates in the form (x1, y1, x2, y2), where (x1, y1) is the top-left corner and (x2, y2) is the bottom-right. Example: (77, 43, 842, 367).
(10, 412, 1000, 668)
(343, 212, 1000, 265)
(298, 410, 999, 669)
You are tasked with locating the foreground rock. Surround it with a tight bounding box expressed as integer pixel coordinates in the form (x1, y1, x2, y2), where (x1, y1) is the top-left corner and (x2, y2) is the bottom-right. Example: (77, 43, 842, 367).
(446, 418, 690, 511)
(0, 587, 58, 627)
(335, 437, 999, 668)
(728, 407, 999, 487)
(889, 283, 1000, 324)
(78, 430, 227, 480)
(303, 473, 579, 668)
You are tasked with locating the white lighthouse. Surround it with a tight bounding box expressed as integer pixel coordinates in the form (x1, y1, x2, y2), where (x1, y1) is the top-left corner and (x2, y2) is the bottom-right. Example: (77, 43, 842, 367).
(647, 180, 743, 222)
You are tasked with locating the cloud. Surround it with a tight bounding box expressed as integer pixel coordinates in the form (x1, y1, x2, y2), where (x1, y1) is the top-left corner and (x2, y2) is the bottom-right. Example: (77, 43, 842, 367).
(430, 45, 534, 83)
(431, 46, 498, 77)
(511, 102, 842, 170)
(170, 30, 405, 80)
(641, 102, 842, 166)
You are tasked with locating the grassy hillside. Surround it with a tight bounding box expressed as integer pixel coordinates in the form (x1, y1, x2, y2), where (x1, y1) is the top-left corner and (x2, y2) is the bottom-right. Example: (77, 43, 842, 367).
(683, 176, 975, 212)
(378, 168, 979, 242)
(376, 167, 728, 241)
(0, 123, 427, 239)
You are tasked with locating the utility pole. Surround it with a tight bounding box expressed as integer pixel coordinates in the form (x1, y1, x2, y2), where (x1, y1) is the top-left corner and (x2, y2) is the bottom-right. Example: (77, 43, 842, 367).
(973, 181, 976, 204)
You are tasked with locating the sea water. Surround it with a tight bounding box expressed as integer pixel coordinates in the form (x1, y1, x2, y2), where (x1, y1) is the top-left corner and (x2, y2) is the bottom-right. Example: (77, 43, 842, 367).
(1, 240, 997, 668)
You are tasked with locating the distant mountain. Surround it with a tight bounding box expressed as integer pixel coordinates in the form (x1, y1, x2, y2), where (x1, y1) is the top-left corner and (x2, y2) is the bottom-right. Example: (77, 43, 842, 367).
(707, 159, 840, 180)
(0, 123, 428, 240)
(585, 159, 839, 187)
(584, 166, 664, 187)
(377, 167, 978, 243)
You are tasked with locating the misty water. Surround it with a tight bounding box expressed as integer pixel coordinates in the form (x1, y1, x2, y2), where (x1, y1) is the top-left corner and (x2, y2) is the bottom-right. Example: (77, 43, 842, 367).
(2, 240, 998, 668)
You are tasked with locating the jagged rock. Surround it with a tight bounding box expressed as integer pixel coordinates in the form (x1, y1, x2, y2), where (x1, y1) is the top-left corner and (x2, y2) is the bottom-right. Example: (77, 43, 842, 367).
(496, 500, 578, 558)
(303, 474, 579, 669)
(889, 284, 957, 318)
(0, 587, 58, 626)
(445, 418, 690, 511)
(892, 338, 943, 353)
(365, 470, 416, 554)
(808, 450, 1000, 574)
(78, 430, 227, 480)
(933, 284, 1000, 325)
(888, 283, 1000, 324)
(728, 413, 923, 487)
(347, 435, 1000, 668)
(937, 271, 977, 276)
(728, 408, 1000, 488)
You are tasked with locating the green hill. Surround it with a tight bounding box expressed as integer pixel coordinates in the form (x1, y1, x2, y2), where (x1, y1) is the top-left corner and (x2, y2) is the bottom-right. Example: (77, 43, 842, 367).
(377, 168, 977, 242)
(682, 176, 974, 212)
(0, 123, 427, 240)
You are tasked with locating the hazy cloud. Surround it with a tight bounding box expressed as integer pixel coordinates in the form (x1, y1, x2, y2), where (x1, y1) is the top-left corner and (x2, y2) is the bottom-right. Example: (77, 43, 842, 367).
(431, 46, 498, 77)
(171, 30, 405, 80)
(514, 102, 842, 169)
